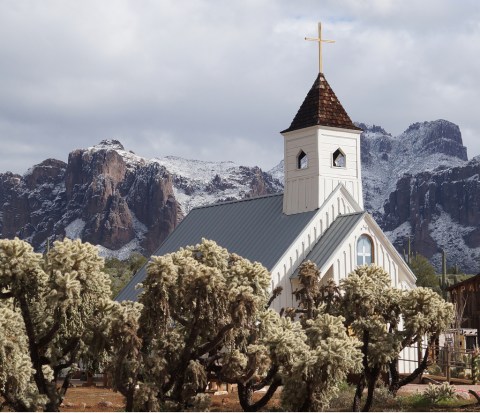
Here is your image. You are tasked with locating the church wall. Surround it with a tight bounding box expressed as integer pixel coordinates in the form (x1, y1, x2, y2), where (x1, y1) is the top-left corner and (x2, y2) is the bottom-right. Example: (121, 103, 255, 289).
(284, 131, 321, 214)
(319, 217, 401, 287)
(316, 128, 363, 209)
(272, 191, 414, 313)
(317, 217, 417, 374)
(282, 126, 363, 214)
(271, 185, 362, 312)
(275, 212, 416, 372)
(316, 133, 358, 177)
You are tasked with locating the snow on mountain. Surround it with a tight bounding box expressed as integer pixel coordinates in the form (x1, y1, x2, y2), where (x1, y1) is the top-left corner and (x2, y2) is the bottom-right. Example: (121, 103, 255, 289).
(81, 145, 282, 216)
(358, 120, 467, 214)
(154, 156, 277, 214)
(64, 218, 85, 240)
(268, 159, 284, 183)
(428, 207, 480, 272)
(1, 120, 478, 273)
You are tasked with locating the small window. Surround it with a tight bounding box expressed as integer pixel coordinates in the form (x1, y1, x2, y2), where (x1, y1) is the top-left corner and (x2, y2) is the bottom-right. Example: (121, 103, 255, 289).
(297, 150, 308, 169)
(357, 235, 374, 265)
(333, 148, 346, 167)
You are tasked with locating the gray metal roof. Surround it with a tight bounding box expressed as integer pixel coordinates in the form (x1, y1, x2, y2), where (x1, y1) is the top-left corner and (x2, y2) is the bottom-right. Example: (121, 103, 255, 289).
(291, 211, 366, 278)
(116, 193, 317, 302)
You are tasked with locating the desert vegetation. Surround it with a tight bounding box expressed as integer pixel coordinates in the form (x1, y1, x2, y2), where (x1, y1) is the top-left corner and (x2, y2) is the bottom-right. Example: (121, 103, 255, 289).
(0, 238, 454, 412)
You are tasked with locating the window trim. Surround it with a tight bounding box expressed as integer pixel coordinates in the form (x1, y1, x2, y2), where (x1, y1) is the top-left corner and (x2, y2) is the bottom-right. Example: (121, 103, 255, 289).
(332, 148, 346, 168)
(357, 234, 374, 266)
(297, 150, 308, 170)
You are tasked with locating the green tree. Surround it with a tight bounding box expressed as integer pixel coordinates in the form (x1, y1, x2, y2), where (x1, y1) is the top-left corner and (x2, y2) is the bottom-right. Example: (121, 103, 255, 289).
(0, 238, 112, 411)
(409, 254, 441, 293)
(104, 252, 147, 298)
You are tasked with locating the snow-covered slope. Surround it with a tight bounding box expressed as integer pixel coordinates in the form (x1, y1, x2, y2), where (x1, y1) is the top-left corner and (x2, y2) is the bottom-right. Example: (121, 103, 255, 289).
(155, 156, 282, 214)
(360, 120, 467, 214)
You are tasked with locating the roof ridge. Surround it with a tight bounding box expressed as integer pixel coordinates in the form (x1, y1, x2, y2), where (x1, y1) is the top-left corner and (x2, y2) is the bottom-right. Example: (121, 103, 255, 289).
(191, 192, 284, 211)
(337, 211, 366, 217)
(290, 210, 367, 279)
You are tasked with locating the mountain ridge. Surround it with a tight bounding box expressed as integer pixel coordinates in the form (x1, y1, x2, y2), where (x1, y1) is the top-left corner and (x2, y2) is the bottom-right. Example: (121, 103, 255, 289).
(0, 120, 478, 273)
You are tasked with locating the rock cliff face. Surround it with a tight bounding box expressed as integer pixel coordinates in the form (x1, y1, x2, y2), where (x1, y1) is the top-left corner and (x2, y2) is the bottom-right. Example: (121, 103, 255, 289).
(0, 159, 67, 246)
(355, 119, 479, 272)
(0, 140, 281, 258)
(0, 140, 182, 257)
(381, 156, 480, 272)
(359, 120, 468, 216)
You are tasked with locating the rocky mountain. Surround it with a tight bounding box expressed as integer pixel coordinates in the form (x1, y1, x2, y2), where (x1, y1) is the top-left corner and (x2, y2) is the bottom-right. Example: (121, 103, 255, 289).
(359, 120, 480, 273)
(271, 119, 478, 272)
(1, 119, 479, 272)
(0, 140, 281, 259)
(360, 120, 468, 215)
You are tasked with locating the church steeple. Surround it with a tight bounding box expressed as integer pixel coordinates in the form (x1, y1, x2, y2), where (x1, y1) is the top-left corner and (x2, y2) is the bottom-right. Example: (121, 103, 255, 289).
(282, 73, 362, 133)
(281, 23, 363, 216)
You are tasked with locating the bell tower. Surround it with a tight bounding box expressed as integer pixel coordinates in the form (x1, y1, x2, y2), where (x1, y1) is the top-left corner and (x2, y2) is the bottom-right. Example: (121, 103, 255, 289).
(281, 72, 363, 215)
(281, 22, 363, 215)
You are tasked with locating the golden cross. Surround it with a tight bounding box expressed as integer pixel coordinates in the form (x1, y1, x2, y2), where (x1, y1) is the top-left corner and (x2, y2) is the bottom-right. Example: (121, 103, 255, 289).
(305, 22, 335, 73)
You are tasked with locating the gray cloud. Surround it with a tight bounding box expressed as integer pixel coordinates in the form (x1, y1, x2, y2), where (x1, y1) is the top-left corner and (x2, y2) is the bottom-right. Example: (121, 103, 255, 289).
(0, 0, 479, 174)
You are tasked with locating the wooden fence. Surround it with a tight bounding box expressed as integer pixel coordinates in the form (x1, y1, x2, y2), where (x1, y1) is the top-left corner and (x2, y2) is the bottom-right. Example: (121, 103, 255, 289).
(398, 342, 479, 384)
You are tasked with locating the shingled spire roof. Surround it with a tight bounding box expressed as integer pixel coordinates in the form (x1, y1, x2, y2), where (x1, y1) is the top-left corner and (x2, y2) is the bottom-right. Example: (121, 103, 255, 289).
(282, 73, 362, 133)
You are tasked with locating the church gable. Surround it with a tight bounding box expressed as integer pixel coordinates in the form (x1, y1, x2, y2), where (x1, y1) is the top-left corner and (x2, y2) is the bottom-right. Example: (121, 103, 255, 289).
(268, 184, 364, 311)
(288, 212, 416, 293)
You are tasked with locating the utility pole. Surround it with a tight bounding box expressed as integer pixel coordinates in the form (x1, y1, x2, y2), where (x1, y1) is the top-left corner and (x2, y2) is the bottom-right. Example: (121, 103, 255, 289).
(405, 236, 412, 265)
(442, 249, 447, 300)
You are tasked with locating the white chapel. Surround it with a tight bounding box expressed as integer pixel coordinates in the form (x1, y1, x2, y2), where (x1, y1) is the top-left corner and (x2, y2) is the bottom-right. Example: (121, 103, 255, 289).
(117, 29, 417, 315)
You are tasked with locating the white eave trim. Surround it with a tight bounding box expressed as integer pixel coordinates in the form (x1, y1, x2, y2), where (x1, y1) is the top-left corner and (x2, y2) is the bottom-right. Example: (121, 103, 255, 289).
(271, 183, 362, 276)
(364, 214, 417, 286)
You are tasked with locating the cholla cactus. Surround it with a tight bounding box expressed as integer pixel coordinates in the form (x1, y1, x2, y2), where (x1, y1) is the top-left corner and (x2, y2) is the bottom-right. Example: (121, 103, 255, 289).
(110, 239, 275, 411)
(293, 263, 453, 412)
(273, 261, 362, 411)
(281, 314, 362, 411)
(0, 306, 46, 411)
(0, 238, 113, 411)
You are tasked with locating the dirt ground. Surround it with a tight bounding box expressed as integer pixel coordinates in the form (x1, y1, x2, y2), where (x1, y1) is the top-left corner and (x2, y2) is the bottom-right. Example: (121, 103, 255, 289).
(60, 384, 280, 412)
(1, 382, 476, 411)
(61, 386, 125, 412)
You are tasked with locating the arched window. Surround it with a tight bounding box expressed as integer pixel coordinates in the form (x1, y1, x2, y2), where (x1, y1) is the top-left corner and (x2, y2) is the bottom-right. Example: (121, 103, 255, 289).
(297, 150, 308, 169)
(333, 148, 346, 167)
(357, 235, 374, 265)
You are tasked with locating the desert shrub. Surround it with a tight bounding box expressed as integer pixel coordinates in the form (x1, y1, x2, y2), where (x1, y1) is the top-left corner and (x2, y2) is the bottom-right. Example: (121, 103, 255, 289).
(423, 382, 456, 403)
(327, 381, 356, 412)
(373, 384, 395, 407)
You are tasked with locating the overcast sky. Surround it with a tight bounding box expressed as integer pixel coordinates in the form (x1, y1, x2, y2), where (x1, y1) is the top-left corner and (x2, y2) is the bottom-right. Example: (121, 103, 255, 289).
(1, 0, 479, 174)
